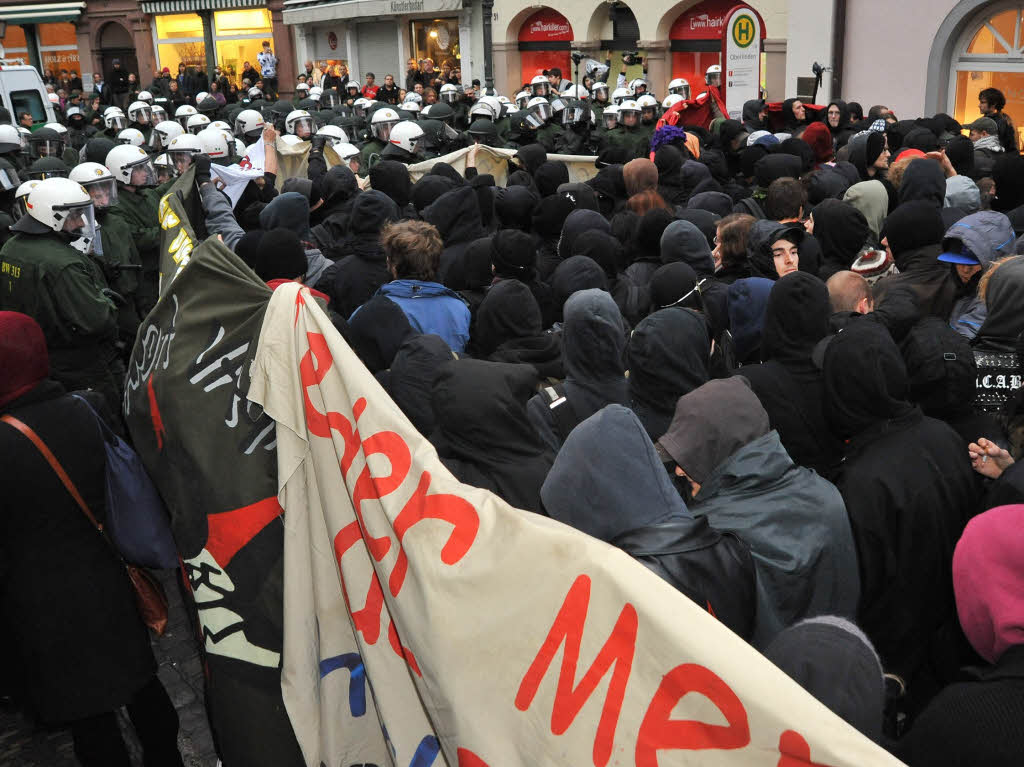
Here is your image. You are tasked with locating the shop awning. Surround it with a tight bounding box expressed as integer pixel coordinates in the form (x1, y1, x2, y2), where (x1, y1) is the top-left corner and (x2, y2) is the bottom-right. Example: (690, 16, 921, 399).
(0, 1, 85, 24)
(140, 0, 265, 12)
(282, 0, 461, 25)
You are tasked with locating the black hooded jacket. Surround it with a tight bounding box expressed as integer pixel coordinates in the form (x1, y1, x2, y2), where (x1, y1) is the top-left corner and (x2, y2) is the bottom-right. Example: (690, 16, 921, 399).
(813, 198, 870, 280)
(628, 308, 711, 439)
(347, 294, 416, 374)
(320, 190, 400, 318)
(736, 273, 844, 480)
(369, 160, 413, 212)
(823, 321, 977, 705)
(974, 255, 1024, 352)
(494, 185, 539, 231)
(573, 230, 648, 327)
(311, 165, 360, 254)
(473, 279, 563, 379)
(654, 145, 687, 206)
(425, 185, 486, 283)
(387, 334, 455, 437)
(540, 404, 757, 642)
(741, 99, 766, 133)
(431, 359, 554, 513)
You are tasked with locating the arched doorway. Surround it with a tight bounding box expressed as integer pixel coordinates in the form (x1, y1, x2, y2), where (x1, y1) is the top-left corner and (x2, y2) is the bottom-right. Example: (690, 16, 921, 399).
(949, 2, 1024, 146)
(518, 9, 573, 87)
(98, 21, 138, 91)
(667, 0, 766, 96)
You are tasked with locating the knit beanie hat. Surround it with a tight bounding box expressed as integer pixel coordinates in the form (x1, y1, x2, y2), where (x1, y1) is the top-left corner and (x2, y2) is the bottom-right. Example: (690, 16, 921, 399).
(0, 311, 49, 408)
(802, 122, 834, 163)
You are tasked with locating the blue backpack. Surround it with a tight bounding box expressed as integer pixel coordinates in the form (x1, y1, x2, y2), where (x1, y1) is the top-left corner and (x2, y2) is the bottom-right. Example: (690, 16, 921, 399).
(74, 395, 179, 569)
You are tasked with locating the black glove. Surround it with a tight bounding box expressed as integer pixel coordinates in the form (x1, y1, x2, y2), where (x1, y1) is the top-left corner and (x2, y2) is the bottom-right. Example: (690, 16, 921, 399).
(193, 154, 212, 186)
(310, 133, 329, 153)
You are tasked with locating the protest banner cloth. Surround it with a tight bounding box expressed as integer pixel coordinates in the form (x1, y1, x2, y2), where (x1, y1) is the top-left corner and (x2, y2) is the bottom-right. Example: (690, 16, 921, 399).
(124, 237, 306, 766)
(248, 280, 908, 767)
(211, 136, 266, 208)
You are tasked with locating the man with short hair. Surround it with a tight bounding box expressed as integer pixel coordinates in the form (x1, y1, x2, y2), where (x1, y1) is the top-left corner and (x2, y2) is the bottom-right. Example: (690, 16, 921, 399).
(545, 67, 565, 94)
(765, 177, 823, 274)
(826, 270, 874, 317)
(302, 60, 322, 87)
(978, 87, 1017, 153)
(370, 220, 470, 352)
(361, 72, 379, 99)
(377, 74, 400, 104)
(18, 111, 33, 130)
(966, 116, 1005, 178)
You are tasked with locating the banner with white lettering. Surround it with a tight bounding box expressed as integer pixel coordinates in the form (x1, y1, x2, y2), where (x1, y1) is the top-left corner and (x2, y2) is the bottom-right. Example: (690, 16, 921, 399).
(248, 281, 907, 767)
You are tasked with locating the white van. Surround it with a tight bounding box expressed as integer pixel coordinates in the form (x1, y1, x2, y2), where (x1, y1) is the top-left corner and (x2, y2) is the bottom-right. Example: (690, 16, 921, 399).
(0, 52, 57, 126)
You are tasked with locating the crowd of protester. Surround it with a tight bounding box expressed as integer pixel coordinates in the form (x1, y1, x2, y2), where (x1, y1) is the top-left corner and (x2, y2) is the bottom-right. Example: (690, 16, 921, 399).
(0, 54, 1023, 765)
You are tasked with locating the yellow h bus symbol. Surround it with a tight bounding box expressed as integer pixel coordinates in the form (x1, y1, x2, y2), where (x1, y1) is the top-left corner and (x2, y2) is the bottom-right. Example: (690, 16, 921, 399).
(733, 16, 754, 47)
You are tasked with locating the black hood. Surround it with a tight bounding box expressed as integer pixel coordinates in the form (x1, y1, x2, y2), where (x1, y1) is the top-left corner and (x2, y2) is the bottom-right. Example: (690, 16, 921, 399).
(781, 98, 806, 130)
(649, 262, 699, 310)
(760, 272, 831, 364)
(992, 154, 1024, 212)
(348, 295, 416, 373)
(779, 137, 815, 173)
(531, 193, 575, 239)
(823, 100, 849, 136)
(747, 220, 805, 279)
(494, 185, 539, 231)
(412, 174, 457, 214)
(822, 319, 916, 439)
(675, 209, 720, 249)
(388, 334, 455, 437)
(812, 198, 870, 275)
(445, 236, 493, 292)
(369, 160, 412, 208)
(561, 288, 629, 420)
(976, 255, 1024, 346)
(633, 208, 676, 265)
(571, 230, 622, 278)
(755, 154, 803, 189)
(428, 162, 465, 184)
(806, 167, 851, 204)
(681, 160, 712, 199)
(897, 159, 945, 208)
(474, 278, 543, 357)
(348, 189, 400, 238)
(321, 165, 359, 208)
(586, 163, 627, 204)
(741, 99, 766, 132)
(515, 143, 548, 175)
(259, 191, 311, 240)
(628, 308, 710, 437)
(660, 219, 715, 274)
(654, 145, 683, 179)
(424, 185, 484, 246)
(881, 201, 945, 270)
(687, 191, 733, 219)
(558, 208, 611, 261)
(556, 183, 600, 212)
(551, 256, 608, 318)
(534, 160, 569, 197)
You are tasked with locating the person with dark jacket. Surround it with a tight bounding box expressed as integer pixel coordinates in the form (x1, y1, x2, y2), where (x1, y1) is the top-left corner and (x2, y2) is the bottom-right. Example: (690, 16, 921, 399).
(472, 279, 562, 379)
(532, 194, 576, 282)
(493, 185, 538, 232)
(387, 333, 455, 437)
(810, 198, 871, 281)
(741, 98, 767, 133)
(549, 255, 608, 321)
(317, 191, 400, 317)
(628, 308, 711, 439)
(822, 320, 976, 716)
(625, 208, 675, 286)
(571, 230, 647, 327)
(527, 289, 628, 452)
(424, 185, 485, 283)
(541, 404, 758, 642)
(346, 294, 416, 375)
(653, 145, 688, 206)
(431, 358, 554, 512)
(490, 228, 555, 328)
(897, 504, 1024, 767)
(309, 164, 361, 246)
(0, 312, 184, 767)
(656, 377, 860, 646)
(737, 273, 845, 480)
(874, 200, 958, 327)
(991, 154, 1024, 236)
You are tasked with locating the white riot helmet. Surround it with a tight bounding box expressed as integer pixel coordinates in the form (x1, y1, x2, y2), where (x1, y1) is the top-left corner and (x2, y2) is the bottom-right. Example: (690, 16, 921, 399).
(69, 161, 119, 209)
(662, 93, 685, 110)
(562, 84, 590, 99)
(153, 153, 175, 183)
(103, 106, 124, 119)
(195, 91, 209, 105)
(24, 177, 96, 241)
(705, 65, 722, 86)
(618, 99, 640, 126)
(166, 133, 202, 174)
(480, 95, 503, 118)
(128, 101, 153, 125)
(247, 86, 263, 100)
(403, 92, 422, 105)
(439, 83, 459, 104)
(234, 138, 246, 158)
(104, 111, 128, 132)
(388, 121, 424, 156)
(401, 101, 421, 118)
(629, 78, 648, 96)
(318, 124, 348, 147)
(668, 78, 691, 99)
(591, 82, 609, 101)
(636, 94, 659, 121)
(0, 124, 22, 153)
(234, 109, 266, 140)
(137, 90, 154, 105)
(370, 107, 401, 141)
(149, 120, 184, 151)
(296, 82, 310, 94)
(151, 103, 168, 124)
(286, 109, 317, 139)
(611, 87, 630, 106)
(174, 104, 197, 129)
(44, 122, 68, 136)
(469, 101, 496, 121)
(105, 144, 157, 187)
(515, 90, 531, 109)
(530, 75, 549, 98)
(209, 120, 230, 132)
(602, 104, 620, 130)
(527, 96, 553, 122)
(352, 98, 373, 119)
(333, 142, 360, 162)
(13, 180, 40, 218)
(186, 113, 211, 134)
(308, 86, 323, 101)
(197, 127, 238, 162)
(117, 128, 146, 147)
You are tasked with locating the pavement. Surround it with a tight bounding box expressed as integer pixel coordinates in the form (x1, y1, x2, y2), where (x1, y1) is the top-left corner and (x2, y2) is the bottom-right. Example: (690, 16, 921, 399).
(0, 568, 219, 767)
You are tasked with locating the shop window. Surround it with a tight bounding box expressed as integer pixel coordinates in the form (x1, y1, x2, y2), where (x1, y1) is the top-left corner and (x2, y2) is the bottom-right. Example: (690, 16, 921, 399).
(158, 42, 207, 76)
(0, 24, 28, 53)
(156, 13, 204, 39)
(214, 9, 272, 37)
(518, 8, 572, 87)
(216, 39, 267, 85)
(410, 19, 460, 71)
(952, 4, 1024, 147)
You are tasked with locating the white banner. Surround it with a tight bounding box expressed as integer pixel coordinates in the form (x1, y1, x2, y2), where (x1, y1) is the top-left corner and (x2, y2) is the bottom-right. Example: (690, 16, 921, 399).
(248, 282, 906, 767)
(211, 136, 266, 207)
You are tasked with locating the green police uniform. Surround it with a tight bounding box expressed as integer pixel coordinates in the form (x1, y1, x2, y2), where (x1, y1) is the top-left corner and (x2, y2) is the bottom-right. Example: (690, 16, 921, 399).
(0, 229, 122, 407)
(535, 123, 564, 154)
(95, 210, 144, 347)
(106, 178, 174, 314)
(599, 125, 649, 159)
(357, 138, 386, 176)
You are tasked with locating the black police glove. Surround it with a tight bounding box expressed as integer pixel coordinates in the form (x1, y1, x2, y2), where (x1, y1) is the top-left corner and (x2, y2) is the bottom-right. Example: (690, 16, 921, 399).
(193, 154, 212, 186)
(310, 133, 329, 153)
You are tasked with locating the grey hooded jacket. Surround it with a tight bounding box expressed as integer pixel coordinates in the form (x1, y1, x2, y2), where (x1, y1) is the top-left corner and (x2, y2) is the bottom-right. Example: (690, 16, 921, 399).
(943, 211, 1015, 339)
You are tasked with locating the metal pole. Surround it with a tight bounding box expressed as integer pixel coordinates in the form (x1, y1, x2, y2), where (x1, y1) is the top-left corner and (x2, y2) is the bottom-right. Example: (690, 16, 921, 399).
(481, 0, 494, 90)
(200, 10, 216, 91)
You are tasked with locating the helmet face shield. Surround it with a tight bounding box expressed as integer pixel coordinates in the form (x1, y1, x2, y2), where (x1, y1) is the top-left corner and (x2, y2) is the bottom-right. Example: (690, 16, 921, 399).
(562, 105, 586, 126)
(322, 90, 342, 109)
(83, 178, 119, 209)
(32, 139, 64, 159)
(0, 166, 19, 191)
(531, 81, 549, 98)
(106, 115, 127, 132)
(292, 117, 315, 139)
(128, 158, 157, 187)
(132, 106, 152, 125)
(523, 111, 546, 130)
(148, 130, 168, 151)
(372, 120, 398, 141)
(641, 107, 657, 122)
(532, 102, 552, 122)
(603, 111, 618, 130)
(55, 201, 96, 242)
(168, 150, 196, 175)
(670, 83, 691, 99)
(441, 90, 458, 104)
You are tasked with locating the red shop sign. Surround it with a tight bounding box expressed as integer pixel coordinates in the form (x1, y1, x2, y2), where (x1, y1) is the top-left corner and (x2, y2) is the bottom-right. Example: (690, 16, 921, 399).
(671, 0, 764, 40)
(518, 8, 573, 42)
